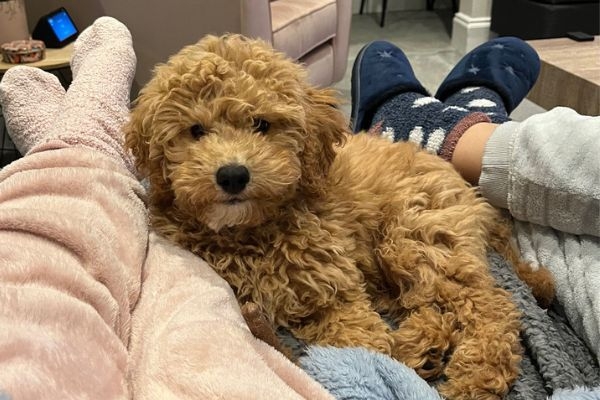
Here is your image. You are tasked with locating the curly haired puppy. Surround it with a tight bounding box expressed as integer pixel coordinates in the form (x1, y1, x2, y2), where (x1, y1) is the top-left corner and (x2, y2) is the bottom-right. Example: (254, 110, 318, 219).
(125, 34, 554, 399)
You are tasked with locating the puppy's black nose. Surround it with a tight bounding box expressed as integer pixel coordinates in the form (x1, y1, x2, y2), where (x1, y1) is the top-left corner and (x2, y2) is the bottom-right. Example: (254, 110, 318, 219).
(216, 164, 250, 194)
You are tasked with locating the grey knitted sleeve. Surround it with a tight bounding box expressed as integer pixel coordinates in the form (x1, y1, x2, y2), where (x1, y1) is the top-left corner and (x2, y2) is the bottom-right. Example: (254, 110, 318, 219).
(479, 107, 600, 237)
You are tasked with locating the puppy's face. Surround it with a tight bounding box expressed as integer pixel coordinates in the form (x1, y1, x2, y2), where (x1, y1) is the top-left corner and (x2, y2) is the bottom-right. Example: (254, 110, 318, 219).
(126, 35, 346, 232)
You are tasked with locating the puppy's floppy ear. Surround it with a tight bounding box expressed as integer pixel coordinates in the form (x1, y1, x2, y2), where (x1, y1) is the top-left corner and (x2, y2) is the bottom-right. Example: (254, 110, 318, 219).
(299, 86, 348, 197)
(124, 83, 167, 180)
(124, 75, 183, 212)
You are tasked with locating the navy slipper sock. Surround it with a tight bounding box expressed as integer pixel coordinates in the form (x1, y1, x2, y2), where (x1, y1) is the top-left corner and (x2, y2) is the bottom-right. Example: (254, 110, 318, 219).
(350, 40, 428, 133)
(435, 37, 540, 115)
(363, 37, 540, 162)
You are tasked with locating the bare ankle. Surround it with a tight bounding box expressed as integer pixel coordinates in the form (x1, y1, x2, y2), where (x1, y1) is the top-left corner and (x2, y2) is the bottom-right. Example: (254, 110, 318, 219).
(451, 122, 497, 185)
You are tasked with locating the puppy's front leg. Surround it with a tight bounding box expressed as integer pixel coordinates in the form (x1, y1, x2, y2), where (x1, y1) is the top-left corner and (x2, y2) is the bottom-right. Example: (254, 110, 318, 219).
(291, 296, 393, 355)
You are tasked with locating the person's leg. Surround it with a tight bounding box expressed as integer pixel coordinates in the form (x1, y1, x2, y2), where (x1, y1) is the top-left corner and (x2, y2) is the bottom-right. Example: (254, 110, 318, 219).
(480, 107, 600, 237)
(449, 122, 496, 185)
(449, 105, 599, 238)
(0, 17, 145, 399)
(499, 108, 600, 364)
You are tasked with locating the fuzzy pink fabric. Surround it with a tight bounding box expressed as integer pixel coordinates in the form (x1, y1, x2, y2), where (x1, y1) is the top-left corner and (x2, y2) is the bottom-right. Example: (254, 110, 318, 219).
(0, 16, 332, 400)
(0, 149, 145, 399)
(130, 233, 332, 399)
(0, 149, 331, 399)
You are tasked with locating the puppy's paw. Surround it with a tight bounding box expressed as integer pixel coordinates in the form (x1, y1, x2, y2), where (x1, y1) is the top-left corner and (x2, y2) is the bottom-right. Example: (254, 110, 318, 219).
(439, 329, 520, 400)
(514, 262, 555, 309)
(241, 302, 294, 360)
(391, 307, 459, 380)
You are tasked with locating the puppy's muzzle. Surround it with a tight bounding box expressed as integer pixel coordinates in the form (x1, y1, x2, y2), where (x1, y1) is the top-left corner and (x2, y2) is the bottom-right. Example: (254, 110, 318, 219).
(216, 164, 250, 194)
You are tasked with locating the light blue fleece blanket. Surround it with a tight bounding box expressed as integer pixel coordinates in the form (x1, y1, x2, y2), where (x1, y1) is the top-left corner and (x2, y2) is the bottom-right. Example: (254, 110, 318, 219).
(299, 347, 600, 400)
(300, 346, 442, 400)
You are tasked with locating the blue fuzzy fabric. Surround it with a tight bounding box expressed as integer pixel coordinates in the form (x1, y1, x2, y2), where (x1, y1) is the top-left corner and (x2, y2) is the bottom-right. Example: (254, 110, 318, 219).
(299, 346, 600, 400)
(299, 346, 442, 400)
(550, 387, 600, 400)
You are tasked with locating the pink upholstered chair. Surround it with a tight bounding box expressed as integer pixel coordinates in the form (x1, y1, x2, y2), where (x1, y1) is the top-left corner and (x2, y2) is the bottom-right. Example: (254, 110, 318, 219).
(25, 0, 353, 89)
(264, 0, 353, 86)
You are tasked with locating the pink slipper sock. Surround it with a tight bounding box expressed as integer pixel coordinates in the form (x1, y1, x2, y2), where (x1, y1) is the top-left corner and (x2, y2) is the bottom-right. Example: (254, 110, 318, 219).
(0, 66, 65, 155)
(31, 16, 137, 174)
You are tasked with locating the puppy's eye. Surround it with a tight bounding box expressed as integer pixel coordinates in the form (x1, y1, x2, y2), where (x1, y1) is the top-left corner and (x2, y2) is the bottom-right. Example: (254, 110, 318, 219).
(253, 118, 270, 134)
(190, 124, 206, 139)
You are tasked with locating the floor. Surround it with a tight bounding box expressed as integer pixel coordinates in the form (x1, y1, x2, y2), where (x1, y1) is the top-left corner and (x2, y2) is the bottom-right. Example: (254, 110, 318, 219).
(333, 9, 546, 121)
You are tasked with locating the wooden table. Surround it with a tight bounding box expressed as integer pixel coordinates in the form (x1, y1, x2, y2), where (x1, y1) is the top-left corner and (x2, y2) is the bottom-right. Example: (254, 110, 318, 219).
(526, 37, 599, 116)
(0, 43, 73, 73)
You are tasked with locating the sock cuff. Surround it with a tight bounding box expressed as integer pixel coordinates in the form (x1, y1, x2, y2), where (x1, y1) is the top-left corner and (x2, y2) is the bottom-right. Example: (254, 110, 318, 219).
(439, 112, 491, 161)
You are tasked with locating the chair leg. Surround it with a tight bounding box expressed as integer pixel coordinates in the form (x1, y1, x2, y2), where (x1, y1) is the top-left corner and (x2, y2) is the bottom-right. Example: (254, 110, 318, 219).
(426, 0, 434, 11)
(360, 0, 366, 14)
(452, 0, 458, 13)
(380, 0, 388, 27)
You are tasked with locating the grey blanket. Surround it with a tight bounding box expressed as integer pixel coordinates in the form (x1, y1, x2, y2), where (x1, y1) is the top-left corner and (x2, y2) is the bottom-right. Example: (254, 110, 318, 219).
(488, 252, 600, 398)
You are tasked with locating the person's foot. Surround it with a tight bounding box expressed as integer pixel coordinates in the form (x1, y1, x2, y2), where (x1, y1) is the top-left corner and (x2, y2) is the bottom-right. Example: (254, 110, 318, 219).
(350, 40, 427, 133)
(0, 66, 65, 154)
(70, 16, 136, 88)
(32, 16, 137, 173)
(435, 37, 540, 115)
(351, 41, 494, 161)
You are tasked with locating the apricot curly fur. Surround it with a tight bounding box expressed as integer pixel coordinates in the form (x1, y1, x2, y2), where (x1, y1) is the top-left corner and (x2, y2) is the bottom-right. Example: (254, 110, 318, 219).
(125, 34, 553, 399)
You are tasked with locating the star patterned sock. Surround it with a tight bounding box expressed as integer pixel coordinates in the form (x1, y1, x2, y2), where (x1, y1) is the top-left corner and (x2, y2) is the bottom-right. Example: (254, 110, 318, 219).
(368, 91, 491, 161)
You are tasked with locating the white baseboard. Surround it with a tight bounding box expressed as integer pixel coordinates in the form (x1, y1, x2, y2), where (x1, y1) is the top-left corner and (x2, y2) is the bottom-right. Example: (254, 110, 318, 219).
(451, 12, 491, 54)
